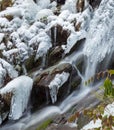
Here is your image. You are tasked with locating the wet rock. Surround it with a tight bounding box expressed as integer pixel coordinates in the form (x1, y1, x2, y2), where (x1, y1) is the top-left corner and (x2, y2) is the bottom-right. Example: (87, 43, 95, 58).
(76, 0, 85, 12)
(0, 92, 12, 124)
(70, 73, 81, 92)
(51, 24, 70, 46)
(66, 38, 85, 56)
(48, 46, 64, 66)
(0, 50, 3, 58)
(46, 124, 77, 130)
(75, 54, 87, 75)
(77, 113, 90, 130)
(31, 63, 72, 110)
(24, 55, 35, 72)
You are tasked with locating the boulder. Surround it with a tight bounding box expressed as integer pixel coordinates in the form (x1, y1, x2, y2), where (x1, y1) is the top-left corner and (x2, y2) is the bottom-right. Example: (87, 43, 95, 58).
(65, 38, 85, 56)
(48, 46, 64, 66)
(0, 76, 33, 124)
(31, 63, 73, 110)
(51, 24, 70, 46)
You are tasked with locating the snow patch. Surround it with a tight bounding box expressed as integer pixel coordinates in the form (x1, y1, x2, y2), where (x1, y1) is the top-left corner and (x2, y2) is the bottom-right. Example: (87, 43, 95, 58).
(81, 119, 102, 130)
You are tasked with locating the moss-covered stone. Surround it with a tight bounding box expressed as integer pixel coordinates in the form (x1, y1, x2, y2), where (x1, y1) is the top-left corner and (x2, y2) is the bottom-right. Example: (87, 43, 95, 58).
(36, 119, 52, 130)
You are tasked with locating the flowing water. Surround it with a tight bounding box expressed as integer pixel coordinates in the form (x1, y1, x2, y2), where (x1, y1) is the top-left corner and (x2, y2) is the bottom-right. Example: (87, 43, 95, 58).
(1, 0, 114, 129)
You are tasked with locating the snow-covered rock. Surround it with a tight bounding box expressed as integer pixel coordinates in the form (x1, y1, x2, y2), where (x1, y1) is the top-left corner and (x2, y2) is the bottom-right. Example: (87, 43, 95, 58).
(0, 58, 18, 88)
(0, 76, 33, 121)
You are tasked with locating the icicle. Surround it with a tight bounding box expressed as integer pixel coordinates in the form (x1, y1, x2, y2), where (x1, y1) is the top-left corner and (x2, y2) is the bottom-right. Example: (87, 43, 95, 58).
(49, 72, 70, 103)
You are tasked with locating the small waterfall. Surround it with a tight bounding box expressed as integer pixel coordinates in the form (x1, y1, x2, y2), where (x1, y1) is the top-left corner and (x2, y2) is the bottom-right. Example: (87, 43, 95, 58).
(83, 0, 114, 81)
(1, 0, 114, 130)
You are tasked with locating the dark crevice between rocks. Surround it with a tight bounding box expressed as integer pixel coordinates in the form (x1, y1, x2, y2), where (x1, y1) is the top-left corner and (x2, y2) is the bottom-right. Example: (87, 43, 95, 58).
(89, 0, 102, 10)
(75, 54, 87, 76)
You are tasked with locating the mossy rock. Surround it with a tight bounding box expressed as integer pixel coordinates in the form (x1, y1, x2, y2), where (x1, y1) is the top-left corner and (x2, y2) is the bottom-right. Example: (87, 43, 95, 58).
(36, 119, 52, 130)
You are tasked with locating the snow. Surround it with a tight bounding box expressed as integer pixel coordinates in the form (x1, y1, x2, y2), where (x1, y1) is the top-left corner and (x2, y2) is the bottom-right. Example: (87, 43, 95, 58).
(0, 33, 4, 43)
(36, 0, 50, 9)
(83, 0, 114, 63)
(61, 0, 77, 13)
(104, 102, 114, 116)
(0, 17, 9, 28)
(36, 9, 53, 21)
(0, 58, 18, 77)
(49, 72, 70, 103)
(82, 102, 114, 130)
(81, 119, 102, 130)
(0, 76, 33, 120)
(0, 58, 18, 88)
(64, 30, 86, 54)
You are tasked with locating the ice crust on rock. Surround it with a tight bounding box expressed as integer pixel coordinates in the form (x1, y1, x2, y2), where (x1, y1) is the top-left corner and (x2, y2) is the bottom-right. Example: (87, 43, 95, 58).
(0, 76, 33, 120)
(49, 72, 70, 103)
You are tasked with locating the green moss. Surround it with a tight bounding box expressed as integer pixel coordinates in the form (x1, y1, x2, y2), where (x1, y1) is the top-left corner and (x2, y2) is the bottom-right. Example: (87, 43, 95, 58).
(36, 119, 52, 130)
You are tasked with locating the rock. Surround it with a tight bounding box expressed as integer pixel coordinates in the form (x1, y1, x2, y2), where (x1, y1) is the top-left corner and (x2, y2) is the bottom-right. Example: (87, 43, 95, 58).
(51, 24, 70, 47)
(75, 22, 81, 31)
(75, 54, 87, 75)
(4, 15, 14, 21)
(0, 76, 33, 124)
(76, 0, 85, 13)
(0, 0, 13, 11)
(76, 113, 90, 130)
(88, 0, 102, 9)
(48, 46, 64, 66)
(24, 55, 35, 72)
(66, 38, 85, 56)
(70, 72, 81, 92)
(0, 50, 3, 58)
(0, 92, 12, 124)
(46, 123, 77, 130)
(31, 63, 72, 110)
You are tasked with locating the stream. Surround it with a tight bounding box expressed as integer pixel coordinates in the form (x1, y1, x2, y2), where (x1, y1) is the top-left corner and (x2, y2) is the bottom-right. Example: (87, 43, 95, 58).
(1, 0, 114, 129)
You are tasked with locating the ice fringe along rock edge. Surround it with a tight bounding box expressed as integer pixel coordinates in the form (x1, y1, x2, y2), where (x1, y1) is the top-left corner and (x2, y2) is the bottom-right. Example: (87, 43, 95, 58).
(0, 76, 33, 123)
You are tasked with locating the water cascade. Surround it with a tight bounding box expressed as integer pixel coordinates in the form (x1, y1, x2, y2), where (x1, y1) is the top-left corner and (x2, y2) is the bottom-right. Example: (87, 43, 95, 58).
(0, 0, 114, 129)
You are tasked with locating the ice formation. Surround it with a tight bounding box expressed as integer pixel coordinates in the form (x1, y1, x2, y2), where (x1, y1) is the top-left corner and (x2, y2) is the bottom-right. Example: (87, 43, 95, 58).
(49, 72, 70, 103)
(0, 76, 33, 120)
